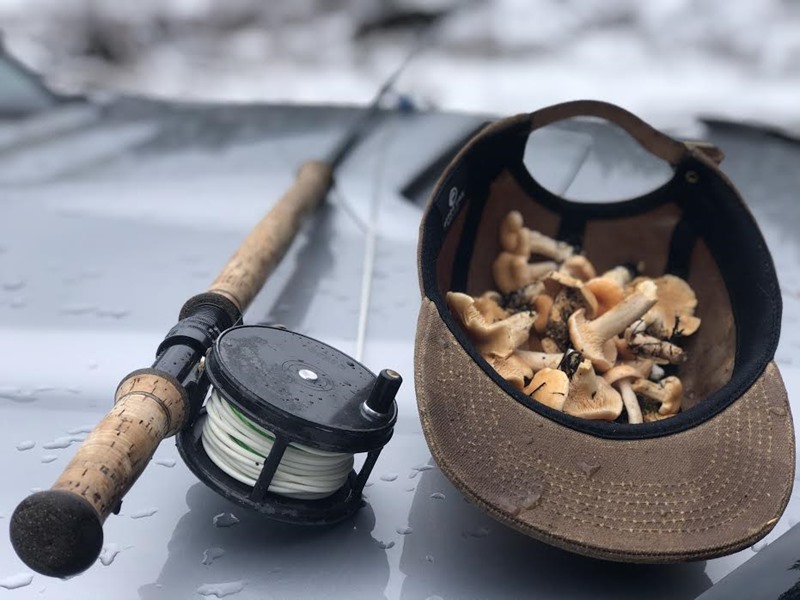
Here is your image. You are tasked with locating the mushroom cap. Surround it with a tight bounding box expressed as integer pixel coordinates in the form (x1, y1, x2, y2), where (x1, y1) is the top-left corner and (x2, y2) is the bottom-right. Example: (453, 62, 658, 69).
(493, 252, 557, 294)
(524, 368, 569, 410)
(631, 376, 683, 415)
(446, 291, 535, 358)
(489, 352, 534, 390)
(560, 255, 597, 282)
(585, 276, 625, 316)
(643, 274, 701, 337)
(602, 364, 642, 386)
(499, 211, 527, 254)
(563, 359, 623, 420)
(474, 291, 509, 322)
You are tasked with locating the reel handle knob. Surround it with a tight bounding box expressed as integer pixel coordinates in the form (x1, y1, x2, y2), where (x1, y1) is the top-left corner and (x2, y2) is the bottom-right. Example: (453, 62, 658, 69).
(9, 369, 187, 577)
(365, 369, 402, 415)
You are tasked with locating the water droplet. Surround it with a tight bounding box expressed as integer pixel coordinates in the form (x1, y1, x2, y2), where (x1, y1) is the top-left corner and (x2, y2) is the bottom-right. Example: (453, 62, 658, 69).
(9, 298, 25, 309)
(130, 508, 158, 519)
(408, 471, 418, 479)
(426, 596, 444, 600)
(66, 425, 93, 435)
(97, 308, 130, 319)
(768, 407, 786, 417)
(751, 540, 768, 552)
(363, 482, 373, 488)
(43, 435, 84, 450)
(405, 486, 416, 492)
(196, 580, 245, 597)
(0, 573, 33, 590)
(425, 554, 435, 563)
(2, 279, 25, 291)
(99, 543, 122, 566)
(577, 461, 600, 478)
(396, 526, 413, 535)
(414, 464, 435, 472)
(380, 473, 398, 482)
(16, 440, 35, 451)
(154, 458, 176, 468)
(213, 512, 240, 528)
(465, 526, 490, 538)
(430, 492, 446, 500)
(202, 547, 226, 566)
(87, 360, 99, 370)
(377, 540, 395, 550)
(30, 487, 43, 493)
(41, 455, 58, 464)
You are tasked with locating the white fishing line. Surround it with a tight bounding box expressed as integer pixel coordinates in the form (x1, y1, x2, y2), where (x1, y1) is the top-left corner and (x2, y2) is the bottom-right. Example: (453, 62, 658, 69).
(201, 389, 354, 500)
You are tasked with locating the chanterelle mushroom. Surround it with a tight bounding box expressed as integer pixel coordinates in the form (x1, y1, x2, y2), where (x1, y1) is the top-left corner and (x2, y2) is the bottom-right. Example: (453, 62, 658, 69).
(559, 255, 596, 282)
(603, 361, 653, 425)
(493, 252, 557, 294)
(631, 376, 683, 416)
(562, 359, 623, 420)
(568, 280, 658, 372)
(585, 275, 625, 317)
(446, 292, 535, 358)
(642, 274, 702, 338)
(515, 350, 564, 372)
(524, 368, 569, 410)
(473, 291, 509, 323)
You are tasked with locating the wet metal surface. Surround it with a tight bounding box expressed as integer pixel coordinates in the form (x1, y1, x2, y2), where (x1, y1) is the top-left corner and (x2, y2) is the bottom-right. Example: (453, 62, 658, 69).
(0, 97, 798, 599)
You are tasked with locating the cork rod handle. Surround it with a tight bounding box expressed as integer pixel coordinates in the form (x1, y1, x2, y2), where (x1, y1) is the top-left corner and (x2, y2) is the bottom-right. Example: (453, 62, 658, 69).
(9, 160, 335, 578)
(209, 160, 334, 312)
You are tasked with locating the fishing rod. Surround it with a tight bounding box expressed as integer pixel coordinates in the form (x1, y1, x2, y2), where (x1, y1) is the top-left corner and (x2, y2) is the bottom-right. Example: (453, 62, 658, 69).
(9, 36, 429, 579)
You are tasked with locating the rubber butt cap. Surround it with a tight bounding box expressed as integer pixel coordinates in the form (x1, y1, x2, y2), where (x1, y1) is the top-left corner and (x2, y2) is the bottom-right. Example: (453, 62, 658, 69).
(10, 491, 104, 578)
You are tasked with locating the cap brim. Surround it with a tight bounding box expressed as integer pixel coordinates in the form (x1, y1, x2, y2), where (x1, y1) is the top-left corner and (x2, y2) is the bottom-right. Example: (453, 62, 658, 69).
(415, 298, 795, 563)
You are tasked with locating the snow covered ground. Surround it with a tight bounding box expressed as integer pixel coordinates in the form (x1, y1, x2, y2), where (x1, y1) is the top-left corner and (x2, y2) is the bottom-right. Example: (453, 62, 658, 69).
(0, 0, 798, 131)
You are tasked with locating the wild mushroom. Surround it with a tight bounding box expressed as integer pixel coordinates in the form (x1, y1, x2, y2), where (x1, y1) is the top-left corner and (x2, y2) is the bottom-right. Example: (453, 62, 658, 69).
(492, 252, 558, 294)
(502, 281, 545, 313)
(544, 272, 599, 350)
(488, 353, 534, 391)
(499, 211, 529, 255)
(568, 280, 658, 372)
(624, 320, 686, 364)
(603, 361, 653, 425)
(631, 376, 683, 416)
(532, 294, 553, 334)
(585, 275, 625, 317)
(446, 292, 535, 358)
(562, 359, 623, 420)
(515, 349, 564, 372)
(602, 264, 639, 287)
(474, 291, 509, 322)
(528, 230, 574, 262)
(524, 368, 569, 410)
(641, 274, 702, 338)
(559, 255, 596, 282)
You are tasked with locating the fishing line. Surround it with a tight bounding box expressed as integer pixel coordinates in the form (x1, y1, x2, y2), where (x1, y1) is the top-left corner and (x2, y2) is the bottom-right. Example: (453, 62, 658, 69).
(201, 389, 354, 500)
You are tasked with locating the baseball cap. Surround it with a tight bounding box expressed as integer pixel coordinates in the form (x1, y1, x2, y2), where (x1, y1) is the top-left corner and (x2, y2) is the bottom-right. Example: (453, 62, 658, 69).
(414, 100, 794, 562)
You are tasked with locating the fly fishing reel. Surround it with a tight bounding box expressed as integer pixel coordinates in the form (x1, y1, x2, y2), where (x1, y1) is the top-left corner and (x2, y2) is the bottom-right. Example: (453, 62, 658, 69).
(177, 324, 400, 525)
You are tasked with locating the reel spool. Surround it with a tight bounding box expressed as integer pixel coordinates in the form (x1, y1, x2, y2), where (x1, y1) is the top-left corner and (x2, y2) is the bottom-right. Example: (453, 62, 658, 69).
(177, 325, 399, 525)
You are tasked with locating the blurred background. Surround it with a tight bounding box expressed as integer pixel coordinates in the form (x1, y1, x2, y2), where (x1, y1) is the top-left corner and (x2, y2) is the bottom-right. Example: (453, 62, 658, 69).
(0, 0, 799, 129)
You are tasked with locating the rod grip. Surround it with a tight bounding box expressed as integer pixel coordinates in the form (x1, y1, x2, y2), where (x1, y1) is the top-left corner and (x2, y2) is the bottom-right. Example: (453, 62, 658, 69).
(9, 370, 187, 577)
(208, 159, 334, 312)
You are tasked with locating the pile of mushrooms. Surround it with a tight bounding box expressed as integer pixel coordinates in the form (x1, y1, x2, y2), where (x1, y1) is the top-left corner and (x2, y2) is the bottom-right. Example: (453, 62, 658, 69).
(446, 210, 701, 424)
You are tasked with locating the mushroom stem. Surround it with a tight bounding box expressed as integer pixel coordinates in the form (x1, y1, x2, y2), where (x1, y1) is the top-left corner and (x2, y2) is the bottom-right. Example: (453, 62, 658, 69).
(583, 280, 658, 341)
(619, 380, 643, 424)
(528, 230, 574, 262)
(493, 253, 558, 294)
(515, 350, 564, 372)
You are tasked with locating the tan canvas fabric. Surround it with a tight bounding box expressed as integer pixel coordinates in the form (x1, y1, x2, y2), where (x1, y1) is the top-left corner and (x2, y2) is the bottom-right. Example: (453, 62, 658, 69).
(415, 298, 794, 562)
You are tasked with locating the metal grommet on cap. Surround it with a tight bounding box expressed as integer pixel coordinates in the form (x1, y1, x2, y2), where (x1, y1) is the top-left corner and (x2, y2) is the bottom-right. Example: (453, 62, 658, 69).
(685, 170, 700, 184)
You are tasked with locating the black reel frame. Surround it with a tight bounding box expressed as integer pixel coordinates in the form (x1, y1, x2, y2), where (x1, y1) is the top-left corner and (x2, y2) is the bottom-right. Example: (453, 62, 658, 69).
(176, 324, 400, 526)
